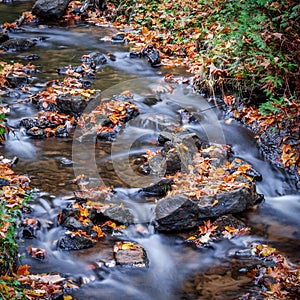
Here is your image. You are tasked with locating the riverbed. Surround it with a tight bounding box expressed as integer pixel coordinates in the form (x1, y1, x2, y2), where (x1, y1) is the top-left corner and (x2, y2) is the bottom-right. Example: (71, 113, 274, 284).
(1, 2, 299, 299)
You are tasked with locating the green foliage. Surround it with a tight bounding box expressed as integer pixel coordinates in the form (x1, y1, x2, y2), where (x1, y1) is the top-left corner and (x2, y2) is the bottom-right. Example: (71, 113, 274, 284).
(111, 0, 299, 110)
(0, 201, 18, 274)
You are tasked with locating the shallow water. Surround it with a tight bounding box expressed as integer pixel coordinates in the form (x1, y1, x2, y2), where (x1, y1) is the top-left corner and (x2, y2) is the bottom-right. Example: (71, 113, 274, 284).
(1, 3, 299, 300)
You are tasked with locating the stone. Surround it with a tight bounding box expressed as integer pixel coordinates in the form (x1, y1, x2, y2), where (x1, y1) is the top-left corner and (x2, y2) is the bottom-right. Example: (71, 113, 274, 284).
(113, 241, 148, 267)
(32, 0, 71, 20)
(56, 95, 88, 117)
(0, 32, 9, 44)
(103, 204, 135, 225)
(141, 44, 161, 67)
(57, 233, 95, 250)
(138, 178, 173, 197)
(0, 38, 35, 52)
(154, 181, 259, 231)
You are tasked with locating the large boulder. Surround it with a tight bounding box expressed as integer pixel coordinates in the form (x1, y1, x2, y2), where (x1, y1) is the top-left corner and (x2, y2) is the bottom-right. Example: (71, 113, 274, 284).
(32, 0, 71, 20)
(154, 180, 260, 232)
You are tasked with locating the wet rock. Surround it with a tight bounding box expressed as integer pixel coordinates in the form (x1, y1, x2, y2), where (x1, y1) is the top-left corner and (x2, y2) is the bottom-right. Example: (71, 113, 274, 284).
(0, 32, 9, 43)
(229, 157, 262, 181)
(81, 51, 107, 69)
(60, 216, 89, 232)
(0, 38, 36, 52)
(56, 95, 88, 117)
(26, 127, 46, 138)
(154, 181, 259, 231)
(138, 178, 173, 197)
(21, 54, 40, 61)
(113, 241, 148, 267)
(58, 207, 80, 224)
(55, 126, 70, 137)
(5, 74, 28, 88)
(21, 218, 41, 239)
(129, 51, 141, 59)
(0, 178, 10, 188)
(144, 131, 202, 175)
(212, 214, 247, 239)
(103, 204, 135, 225)
(19, 118, 41, 130)
(202, 145, 229, 167)
(57, 233, 95, 250)
(141, 44, 161, 67)
(32, 0, 71, 20)
(111, 32, 126, 43)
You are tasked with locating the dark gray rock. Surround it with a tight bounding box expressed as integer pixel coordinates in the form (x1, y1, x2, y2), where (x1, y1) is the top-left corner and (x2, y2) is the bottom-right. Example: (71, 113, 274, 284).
(154, 181, 259, 231)
(212, 214, 247, 239)
(142, 44, 161, 67)
(0, 178, 10, 188)
(5, 75, 28, 88)
(32, 0, 71, 20)
(56, 95, 88, 117)
(139, 178, 173, 197)
(103, 204, 135, 224)
(0, 32, 9, 44)
(145, 132, 202, 175)
(81, 51, 107, 69)
(26, 127, 45, 138)
(0, 38, 35, 52)
(57, 233, 95, 250)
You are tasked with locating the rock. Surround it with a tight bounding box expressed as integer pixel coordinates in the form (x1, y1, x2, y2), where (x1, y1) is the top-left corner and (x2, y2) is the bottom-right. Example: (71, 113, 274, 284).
(229, 157, 262, 181)
(6, 75, 28, 88)
(81, 51, 107, 69)
(212, 214, 247, 239)
(32, 0, 71, 20)
(60, 216, 89, 232)
(57, 233, 95, 250)
(103, 204, 135, 225)
(111, 33, 126, 43)
(0, 38, 35, 52)
(26, 127, 46, 138)
(141, 44, 161, 67)
(0, 178, 10, 188)
(20, 118, 41, 130)
(154, 181, 259, 231)
(113, 241, 148, 267)
(56, 95, 88, 117)
(0, 32, 9, 43)
(144, 132, 202, 175)
(138, 178, 173, 197)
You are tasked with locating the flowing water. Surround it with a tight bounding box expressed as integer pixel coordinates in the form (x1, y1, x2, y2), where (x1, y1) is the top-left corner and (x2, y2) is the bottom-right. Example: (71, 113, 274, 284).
(1, 2, 299, 299)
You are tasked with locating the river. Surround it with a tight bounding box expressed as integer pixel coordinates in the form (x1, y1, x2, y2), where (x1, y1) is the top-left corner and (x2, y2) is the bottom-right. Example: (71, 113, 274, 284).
(0, 2, 299, 299)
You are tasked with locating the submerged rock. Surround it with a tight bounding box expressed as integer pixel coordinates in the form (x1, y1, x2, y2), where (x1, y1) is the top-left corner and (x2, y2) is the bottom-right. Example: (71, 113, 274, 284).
(0, 38, 35, 52)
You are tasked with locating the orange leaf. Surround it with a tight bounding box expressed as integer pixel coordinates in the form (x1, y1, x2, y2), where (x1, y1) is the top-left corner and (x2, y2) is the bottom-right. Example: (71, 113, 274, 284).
(17, 264, 31, 275)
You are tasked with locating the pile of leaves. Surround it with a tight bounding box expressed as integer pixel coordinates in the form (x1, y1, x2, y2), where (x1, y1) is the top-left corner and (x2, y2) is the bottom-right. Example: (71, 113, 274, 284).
(20, 77, 98, 138)
(248, 243, 300, 299)
(78, 92, 139, 141)
(164, 145, 256, 200)
(0, 60, 36, 88)
(186, 219, 251, 248)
